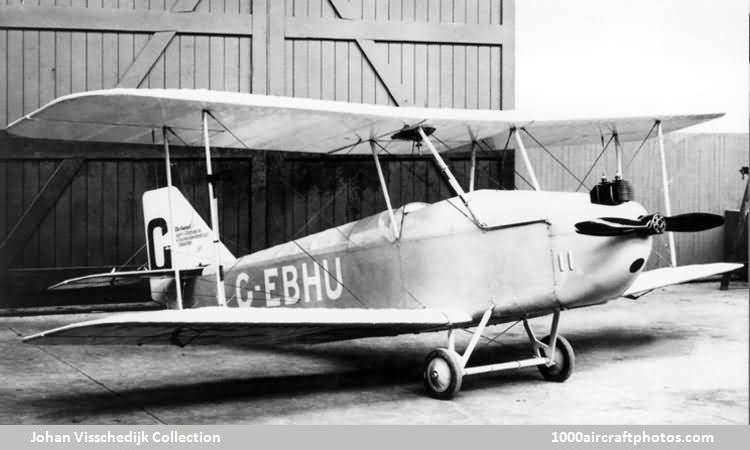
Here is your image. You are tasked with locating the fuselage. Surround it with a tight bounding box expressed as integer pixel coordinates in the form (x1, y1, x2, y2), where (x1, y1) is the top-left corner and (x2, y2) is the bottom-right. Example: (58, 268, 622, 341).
(186, 190, 652, 323)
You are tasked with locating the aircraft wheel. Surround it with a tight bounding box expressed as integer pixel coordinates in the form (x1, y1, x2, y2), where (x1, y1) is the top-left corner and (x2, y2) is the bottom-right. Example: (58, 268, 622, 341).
(423, 348, 463, 400)
(538, 335, 575, 382)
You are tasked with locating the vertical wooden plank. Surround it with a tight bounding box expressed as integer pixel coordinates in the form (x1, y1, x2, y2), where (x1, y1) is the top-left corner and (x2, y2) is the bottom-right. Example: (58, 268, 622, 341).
(400, 159, 414, 205)
(86, 161, 103, 266)
(348, 41, 361, 103)
(334, 41, 348, 101)
(235, 159, 251, 255)
(0, 30, 6, 128)
(55, 30, 71, 99)
(118, 32, 134, 85)
(291, 0, 306, 98)
(292, 160, 308, 238)
(38, 160, 57, 267)
(426, 2, 440, 108)
(164, 30, 180, 88)
(86, 33, 103, 92)
(359, 0, 375, 104)
(5, 161, 24, 268)
(333, 163, 347, 226)
(250, 152, 267, 251)
(239, 36, 251, 93)
(501, 0, 514, 109)
(292, 39, 307, 98)
(284, 40, 294, 96)
(490, 45, 501, 110)
(218, 159, 238, 254)
(70, 0, 87, 94)
(414, 158, 427, 203)
(23, 30, 40, 116)
(372, 0, 389, 105)
(116, 160, 134, 264)
(179, 35, 195, 88)
(322, 159, 337, 231)
(251, 0, 267, 94)
(102, 32, 119, 89)
(102, 161, 118, 265)
(362, 160, 378, 215)
(38, 1, 55, 106)
(54, 162, 72, 267)
(386, 156, 402, 209)
(477, 46, 490, 109)
(132, 159, 149, 264)
(265, 153, 284, 246)
(21, 161, 39, 267)
(321, 40, 335, 100)
(465, 45, 477, 108)
(306, 159, 323, 234)
(267, 0, 285, 95)
(195, 35, 210, 89)
(6, 30, 23, 123)
(305, 0, 321, 100)
(0, 162, 6, 241)
(209, 36, 225, 90)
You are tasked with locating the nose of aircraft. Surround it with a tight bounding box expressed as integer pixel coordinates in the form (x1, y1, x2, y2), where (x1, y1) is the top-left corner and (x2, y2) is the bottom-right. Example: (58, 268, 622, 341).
(553, 200, 653, 308)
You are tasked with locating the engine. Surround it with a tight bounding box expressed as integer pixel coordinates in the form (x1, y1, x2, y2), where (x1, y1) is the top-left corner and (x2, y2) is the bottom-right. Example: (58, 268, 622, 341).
(589, 176, 633, 206)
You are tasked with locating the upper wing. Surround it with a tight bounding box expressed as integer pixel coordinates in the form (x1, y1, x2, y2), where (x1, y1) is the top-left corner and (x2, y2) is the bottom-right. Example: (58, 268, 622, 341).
(48, 267, 206, 290)
(22, 307, 473, 346)
(623, 263, 743, 298)
(7, 88, 722, 154)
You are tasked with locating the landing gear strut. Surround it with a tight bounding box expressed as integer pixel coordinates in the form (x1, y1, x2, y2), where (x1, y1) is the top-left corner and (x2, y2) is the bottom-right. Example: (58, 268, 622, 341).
(422, 310, 575, 399)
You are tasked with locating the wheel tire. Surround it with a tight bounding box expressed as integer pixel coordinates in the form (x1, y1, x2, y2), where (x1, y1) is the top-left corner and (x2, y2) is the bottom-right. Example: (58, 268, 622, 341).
(423, 348, 463, 400)
(538, 335, 575, 382)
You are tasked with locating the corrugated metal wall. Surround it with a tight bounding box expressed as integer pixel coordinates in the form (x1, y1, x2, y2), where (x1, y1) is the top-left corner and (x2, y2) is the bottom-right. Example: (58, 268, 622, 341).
(515, 133, 748, 268)
(0, 0, 513, 307)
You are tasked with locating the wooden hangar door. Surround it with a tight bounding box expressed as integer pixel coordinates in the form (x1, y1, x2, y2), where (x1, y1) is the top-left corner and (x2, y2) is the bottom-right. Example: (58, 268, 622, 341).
(0, 0, 515, 308)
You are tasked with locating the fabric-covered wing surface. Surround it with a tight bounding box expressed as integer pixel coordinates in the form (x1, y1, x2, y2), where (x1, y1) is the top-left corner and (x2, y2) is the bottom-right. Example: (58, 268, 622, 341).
(7, 89, 722, 154)
(22, 307, 473, 346)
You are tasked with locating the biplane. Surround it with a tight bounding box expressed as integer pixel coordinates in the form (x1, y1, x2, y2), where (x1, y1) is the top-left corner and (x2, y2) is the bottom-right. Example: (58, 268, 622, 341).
(8, 89, 741, 399)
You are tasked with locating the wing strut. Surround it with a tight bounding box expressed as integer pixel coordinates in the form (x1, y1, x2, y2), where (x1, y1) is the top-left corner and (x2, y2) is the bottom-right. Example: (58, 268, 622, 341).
(416, 127, 485, 228)
(162, 127, 183, 310)
(202, 110, 227, 306)
(656, 120, 677, 267)
(369, 141, 400, 240)
(468, 141, 477, 192)
(513, 128, 541, 191)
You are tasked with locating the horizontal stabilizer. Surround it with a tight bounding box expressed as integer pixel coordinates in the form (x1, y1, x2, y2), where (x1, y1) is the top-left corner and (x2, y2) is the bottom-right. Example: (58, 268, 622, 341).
(623, 263, 743, 298)
(22, 307, 473, 346)
(48, 267, 205, 290)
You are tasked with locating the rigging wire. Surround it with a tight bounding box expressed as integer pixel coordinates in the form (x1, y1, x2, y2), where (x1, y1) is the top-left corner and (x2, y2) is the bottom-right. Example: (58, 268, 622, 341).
(575, 134, 616, 192)
(521, 128, 589, 190)
(624, 121, 658, 170)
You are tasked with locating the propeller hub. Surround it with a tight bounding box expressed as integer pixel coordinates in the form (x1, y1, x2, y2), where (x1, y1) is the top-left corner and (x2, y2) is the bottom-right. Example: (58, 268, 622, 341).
(646, 214, 667, 235)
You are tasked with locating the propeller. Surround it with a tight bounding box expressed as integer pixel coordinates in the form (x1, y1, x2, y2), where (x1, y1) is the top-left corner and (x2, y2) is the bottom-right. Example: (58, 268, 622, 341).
(575, 213, 724, 237)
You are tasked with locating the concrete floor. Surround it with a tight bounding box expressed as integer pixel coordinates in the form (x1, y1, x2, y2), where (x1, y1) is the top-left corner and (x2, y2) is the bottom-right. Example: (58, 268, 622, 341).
(0, 283, 747, 424)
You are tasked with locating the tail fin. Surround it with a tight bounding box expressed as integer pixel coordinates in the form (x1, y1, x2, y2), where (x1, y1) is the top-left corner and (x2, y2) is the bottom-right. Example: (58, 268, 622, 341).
(143, 187, 236, 271)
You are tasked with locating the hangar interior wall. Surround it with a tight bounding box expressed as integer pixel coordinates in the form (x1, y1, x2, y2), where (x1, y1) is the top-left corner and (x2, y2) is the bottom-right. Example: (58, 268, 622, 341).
(0, 0, 514, 307)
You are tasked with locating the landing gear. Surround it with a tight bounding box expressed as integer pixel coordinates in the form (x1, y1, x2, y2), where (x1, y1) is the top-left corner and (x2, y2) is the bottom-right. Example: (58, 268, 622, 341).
(423, 348, 463, 399)
(422, 309, 575, 399)
(538, 335, 575, 382)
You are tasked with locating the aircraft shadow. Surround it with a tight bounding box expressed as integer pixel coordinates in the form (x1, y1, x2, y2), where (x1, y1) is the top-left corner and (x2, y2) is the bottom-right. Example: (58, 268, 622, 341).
(30, 325, 689, 421)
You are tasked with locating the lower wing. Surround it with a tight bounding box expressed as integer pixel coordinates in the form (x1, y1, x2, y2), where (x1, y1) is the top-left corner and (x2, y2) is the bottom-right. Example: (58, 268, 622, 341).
(623, 263, 743, 299)
(22, 307, 473, 346)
